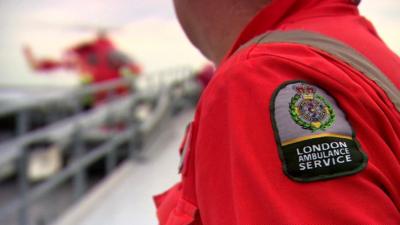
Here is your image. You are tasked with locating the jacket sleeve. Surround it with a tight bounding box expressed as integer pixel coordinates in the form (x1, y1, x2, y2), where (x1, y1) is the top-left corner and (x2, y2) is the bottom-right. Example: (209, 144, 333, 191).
(192, 55, 396, 225)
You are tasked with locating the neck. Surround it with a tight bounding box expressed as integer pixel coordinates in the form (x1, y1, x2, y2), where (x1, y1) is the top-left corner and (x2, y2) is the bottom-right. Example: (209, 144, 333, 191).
(205, 1, 271, 65)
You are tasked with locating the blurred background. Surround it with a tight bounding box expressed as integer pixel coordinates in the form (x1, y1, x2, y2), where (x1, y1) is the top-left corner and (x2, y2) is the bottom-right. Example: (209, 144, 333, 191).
(0, 0, 398, 225)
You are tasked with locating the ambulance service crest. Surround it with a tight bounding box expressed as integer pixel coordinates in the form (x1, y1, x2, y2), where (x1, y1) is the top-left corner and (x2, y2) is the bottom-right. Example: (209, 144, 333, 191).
(270, 81, 368, 182)
(289, 84, 336, 132)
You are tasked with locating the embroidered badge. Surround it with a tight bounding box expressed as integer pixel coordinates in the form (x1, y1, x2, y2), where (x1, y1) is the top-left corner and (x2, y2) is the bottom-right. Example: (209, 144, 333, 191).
(271, 81, 368, 182)
(289, 84, 335, 132)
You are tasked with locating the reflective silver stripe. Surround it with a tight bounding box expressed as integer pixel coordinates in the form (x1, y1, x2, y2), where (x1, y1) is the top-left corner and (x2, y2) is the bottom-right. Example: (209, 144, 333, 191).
(179, 122, 193, 173)
(237, 30, 400, 111)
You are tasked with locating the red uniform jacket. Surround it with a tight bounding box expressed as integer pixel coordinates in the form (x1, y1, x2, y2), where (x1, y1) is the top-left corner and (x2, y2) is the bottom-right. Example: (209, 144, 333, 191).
(155, 0, 400, 224)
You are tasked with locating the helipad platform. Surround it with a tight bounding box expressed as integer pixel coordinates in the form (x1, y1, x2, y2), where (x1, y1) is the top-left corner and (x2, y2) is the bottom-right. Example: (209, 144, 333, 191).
(53, 110, 194, 225)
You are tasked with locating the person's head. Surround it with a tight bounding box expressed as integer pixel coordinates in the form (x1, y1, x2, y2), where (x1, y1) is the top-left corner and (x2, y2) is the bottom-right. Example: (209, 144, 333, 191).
(173, 0, 271, 64)
(97, 29, 108, 38)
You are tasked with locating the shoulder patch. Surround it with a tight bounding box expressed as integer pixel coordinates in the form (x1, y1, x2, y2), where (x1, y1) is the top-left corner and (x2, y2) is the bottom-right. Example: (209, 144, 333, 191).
(270, 81, 368, 182)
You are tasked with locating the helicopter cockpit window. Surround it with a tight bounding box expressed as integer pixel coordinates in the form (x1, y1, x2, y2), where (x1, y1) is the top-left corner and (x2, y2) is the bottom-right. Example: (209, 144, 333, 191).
(87, 53, 98, 65)
(108, 51, 131, 69)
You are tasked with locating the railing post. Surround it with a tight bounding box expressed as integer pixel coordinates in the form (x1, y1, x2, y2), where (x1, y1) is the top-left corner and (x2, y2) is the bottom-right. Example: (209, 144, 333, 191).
(72, 127, 87, 201)
(105, 88, 118, 174)
(105, 147, 117, 174)
(47, 105, 59, 124)
(18, 145, 30, 225)
(73, 95, 83, 114)
(105, 124, 117, 173)
(16, 110, 29, 137)
(105, 119, 117, 174)
(128, 99, 140, 160)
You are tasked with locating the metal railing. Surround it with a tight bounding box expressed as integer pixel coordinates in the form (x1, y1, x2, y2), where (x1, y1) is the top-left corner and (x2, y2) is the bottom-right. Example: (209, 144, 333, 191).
(0, 66, 193, 169)
(0, 66, 197, 225)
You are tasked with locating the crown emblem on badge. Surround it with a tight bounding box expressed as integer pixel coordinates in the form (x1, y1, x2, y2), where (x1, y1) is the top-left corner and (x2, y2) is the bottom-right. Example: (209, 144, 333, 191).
(289, 83, 336, 132)
(295, 85, 316, 100)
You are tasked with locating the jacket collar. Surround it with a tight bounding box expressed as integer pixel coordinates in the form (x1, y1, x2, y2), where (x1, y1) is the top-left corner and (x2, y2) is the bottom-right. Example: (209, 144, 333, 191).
(222, 0, 360, 63)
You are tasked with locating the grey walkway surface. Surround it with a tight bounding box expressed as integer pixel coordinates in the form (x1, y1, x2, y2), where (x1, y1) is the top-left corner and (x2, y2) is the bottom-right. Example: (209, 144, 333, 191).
(53, 109, 194, 225)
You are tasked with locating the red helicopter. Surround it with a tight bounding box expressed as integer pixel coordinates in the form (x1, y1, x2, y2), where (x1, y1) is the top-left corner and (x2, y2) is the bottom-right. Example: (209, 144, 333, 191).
(23, 30, 142, 105)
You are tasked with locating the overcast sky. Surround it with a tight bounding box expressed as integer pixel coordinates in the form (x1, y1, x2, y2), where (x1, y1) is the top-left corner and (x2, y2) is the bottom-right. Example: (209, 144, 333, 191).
(0, 0, 398, 87)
